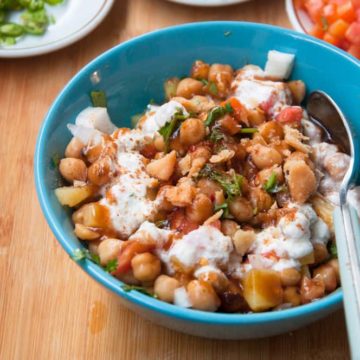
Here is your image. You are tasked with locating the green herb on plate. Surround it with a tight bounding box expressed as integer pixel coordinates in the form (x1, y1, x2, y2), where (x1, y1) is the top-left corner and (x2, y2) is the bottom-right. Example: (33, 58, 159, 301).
(121, 285, 157, 298)
(90, 90, 107, 108)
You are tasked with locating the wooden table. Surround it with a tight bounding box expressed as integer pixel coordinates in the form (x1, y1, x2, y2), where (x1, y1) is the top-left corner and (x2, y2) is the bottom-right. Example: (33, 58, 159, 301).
(0, 0, 350, 359)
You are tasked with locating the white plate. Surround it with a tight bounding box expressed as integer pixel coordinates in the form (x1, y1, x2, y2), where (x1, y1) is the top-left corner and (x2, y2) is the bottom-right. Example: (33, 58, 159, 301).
(0, 0, 114, 58)
(166, 0, 250, 7)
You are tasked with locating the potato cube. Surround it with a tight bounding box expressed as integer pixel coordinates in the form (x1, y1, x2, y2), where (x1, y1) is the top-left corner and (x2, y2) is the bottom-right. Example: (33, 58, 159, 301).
(55, 185, 93, 207)
(243, 269, 283, 312)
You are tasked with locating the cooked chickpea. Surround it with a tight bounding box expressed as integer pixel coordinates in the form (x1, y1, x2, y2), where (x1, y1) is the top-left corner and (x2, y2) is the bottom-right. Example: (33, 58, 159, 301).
(146, 151, 177, 181)
(250, 144, 283, 170)
(65, 137, 84, 159)
(187, 280, 220, 312)
(247, 108, 266, 126)
(208, 64, 233, 98)
(176, 78, 203, 99)
(154, 275, 180, 303)
(283, 286, 301, 306)
(185, 193, 213, 224)
(228, 197, 253, 222)
(327, 258, 340, 283)
(191, 60, 210, 80)
(300, 274, 325, 304)
(59, 158, 87, 183)
(88, 157, 112, 186)
(280, 268, 301, 286)
(257, 166, 284, 186)
(179, 118, 206, 146)
(248, 187, 274, 212)
(74, 223, 100, 240)
(197, 178, 222, 198)
(313, 243, 329, 264)
(153, 134, 165, 151)
(259, 121, 284, 143)
(313, 264, 337, 292)
(197, 270, 229, 293)
(221, 219, 239, 236)
(98, 238, 123, 266)
(232, 229, 255, 256)
(324, 153, 350, 181)
(287, 80, 306, 104)
(131, 252, 161, 282)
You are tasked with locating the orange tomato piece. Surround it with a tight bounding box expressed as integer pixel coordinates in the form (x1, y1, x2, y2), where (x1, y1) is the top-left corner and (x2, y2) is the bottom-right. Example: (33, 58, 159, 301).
(222, 97, 248, 123)
(345, 22, 360, 44)
(328, 19, 350, 38)
(276, 106, 303, 123)
(309, 23, 325, 38)
(322, 4, 339, 24)
(348, 44, 360, 57)
(337, 1, 357, 22)
(323, 31, 341, 45)
(305, 0, 325, 22)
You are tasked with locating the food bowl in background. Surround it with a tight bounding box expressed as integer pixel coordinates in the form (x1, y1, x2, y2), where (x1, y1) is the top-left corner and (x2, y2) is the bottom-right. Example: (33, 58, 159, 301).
(35, 22, 360, 339)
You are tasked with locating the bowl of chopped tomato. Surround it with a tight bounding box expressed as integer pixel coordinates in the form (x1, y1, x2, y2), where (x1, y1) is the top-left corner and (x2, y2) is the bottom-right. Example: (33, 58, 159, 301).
(286, 0, 360, 59)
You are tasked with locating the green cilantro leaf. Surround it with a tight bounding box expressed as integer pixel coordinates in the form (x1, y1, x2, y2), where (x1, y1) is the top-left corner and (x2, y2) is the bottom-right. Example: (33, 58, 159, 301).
(204, 106, 226, 127)
(329, 242, 338, 258)
(214, 202, 233, 219)
(208, 127, 226, 143)
(90, 90, 107, 108)
(159, 110, 187, 152)
(239, 128, 259, 134)
(263, 172, 277, 193)
(121, 285, 157, 298)
(105, 258, 118, 273)
(71, 248, 100, 265)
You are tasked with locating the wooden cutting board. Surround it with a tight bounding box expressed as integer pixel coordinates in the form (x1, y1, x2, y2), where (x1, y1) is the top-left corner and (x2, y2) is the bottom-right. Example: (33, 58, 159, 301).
(0, 0, 350, 358)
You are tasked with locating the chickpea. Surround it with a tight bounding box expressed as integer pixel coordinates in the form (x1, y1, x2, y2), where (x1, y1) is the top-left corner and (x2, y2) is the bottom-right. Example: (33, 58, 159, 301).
(131, 252, 161, 282)
(232, 229, 255, 256)
(259, 121, 284, 143)
(300, 274, 325, 304)
(191, 60, 210, 80)
(59, 158, 87, 183)
(247, 108, 266, 126)
(208, 64, 233, 98)
(185, 193, 213, 224)
(313, 243, 329, 264)
(250, 144, 283, 170)
(179, 118, 206, 146)
(154, 275, 180, 303)
(283, 286, 301, 306)
(146, 151, 177, 181)
(219, 114, 241, 135)
(287, 80, 306, 105)
(228, 197, 253, 222)
(65, 137, 84, 159)
(248, 187, 274, 212)
(324, 153, 350, 181)
(98, 238, 123, 266)
(280, 268, 301, 286)
(176, 78, 204, 99)
(197, 178, 222, 198)
(327, 258, 340, 283)
(187, 280, 220, 312)
(88, 157, 112, 186)
(153, 134, 165, 152)
(313, 264, 337, 292)
(74, 223, 100, 240)
(221, 220, 239, 237)
(196, 270, 229, 293)
(257, 166, 284, 186)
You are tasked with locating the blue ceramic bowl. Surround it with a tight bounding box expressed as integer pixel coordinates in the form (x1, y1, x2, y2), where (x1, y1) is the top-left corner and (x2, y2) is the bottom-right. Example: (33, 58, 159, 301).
(35, 22, 360, 339)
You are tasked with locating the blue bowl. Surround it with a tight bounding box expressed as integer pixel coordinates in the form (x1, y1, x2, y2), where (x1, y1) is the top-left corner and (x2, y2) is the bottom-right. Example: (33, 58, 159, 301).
(34, 22, 360, 339)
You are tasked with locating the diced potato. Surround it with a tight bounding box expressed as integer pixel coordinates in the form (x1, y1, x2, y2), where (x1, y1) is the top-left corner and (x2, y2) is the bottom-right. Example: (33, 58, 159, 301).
(310, 194, 334, 232)
(72, 202, 109, 228)
(55, 185, 93, 207)
(243, 269, 283, 312)
(298, 251, 315, 266)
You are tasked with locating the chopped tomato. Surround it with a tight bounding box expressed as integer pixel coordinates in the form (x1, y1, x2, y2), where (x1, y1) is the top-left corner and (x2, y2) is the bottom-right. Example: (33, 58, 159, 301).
(309, 23, 325, 38)
(169, 209, 199, 235)
(113, 241, 155, 275)
(345, 22, 360, 43)
(259, 93, 276, 114)
(305, 0, 325, 22)
(322, 4, 338, 24)
(328, 19, 350, 37)
(208, 219, 221, 230)
(348, 44, 360, 56)
(323, 31, 342, 45)
(337, 1, 357, 22)
(276, 107, 303, 123)
(222, 97, 248, 123)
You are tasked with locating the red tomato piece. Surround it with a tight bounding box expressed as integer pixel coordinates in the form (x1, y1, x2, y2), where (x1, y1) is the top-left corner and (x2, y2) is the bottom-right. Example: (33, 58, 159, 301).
(322, 4, 339, 24)
(345, 22, 360, 43)
(169, 209, 199, 235)
(276, 106, 303, 123)
(309, 23, 325, 38)
(305, 0, 325, 22)
(328, 19, 350, 38)
(208, 219, 221, 230)
(337, 1, 357, 22)
(323, 31, 342, 45)
(348, 44, 360, 57)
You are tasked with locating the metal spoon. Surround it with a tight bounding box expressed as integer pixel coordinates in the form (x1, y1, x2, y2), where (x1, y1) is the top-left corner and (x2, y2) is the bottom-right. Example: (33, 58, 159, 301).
(307, 91, 360, 359)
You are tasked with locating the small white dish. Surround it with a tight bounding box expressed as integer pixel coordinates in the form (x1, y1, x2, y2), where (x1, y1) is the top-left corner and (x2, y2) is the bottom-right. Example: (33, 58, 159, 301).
(166, 0, 250, 7)
(0, 0, 114, 58)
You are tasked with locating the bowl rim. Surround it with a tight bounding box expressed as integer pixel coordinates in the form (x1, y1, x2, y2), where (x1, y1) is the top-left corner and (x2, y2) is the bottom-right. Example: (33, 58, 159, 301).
(34, 21, 357, 325)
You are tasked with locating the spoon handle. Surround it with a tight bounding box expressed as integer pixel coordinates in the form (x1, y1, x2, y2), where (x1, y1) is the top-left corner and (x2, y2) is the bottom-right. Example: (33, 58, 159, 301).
(334, 205, 360, 359)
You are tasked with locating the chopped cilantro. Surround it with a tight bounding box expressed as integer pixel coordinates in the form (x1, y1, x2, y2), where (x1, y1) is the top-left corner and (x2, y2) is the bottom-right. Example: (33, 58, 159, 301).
(51, 153, 61, 168)
(90, 90, 107, 108)
(263, 172, 277, 193)
(208, 127, 226, 143)
(214, 202, 233, 219)
(199, 164, 243, 200)
(329, 242, 338, 258)
(159, 110, 188, 152)
(105, 258, 118, 273)
(208, 81, 218, 96)
(121, 285, 157, 298)
(71, 248, 101, 265)
(204, 104, 233, 127)
(224, 102, 233, 113)
(155, 219, 169, 228)
(321, 16, 329, 31)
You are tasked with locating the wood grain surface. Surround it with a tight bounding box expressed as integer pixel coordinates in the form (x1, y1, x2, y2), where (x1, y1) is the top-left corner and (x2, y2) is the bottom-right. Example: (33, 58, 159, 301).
(0, 0, 350, 359)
